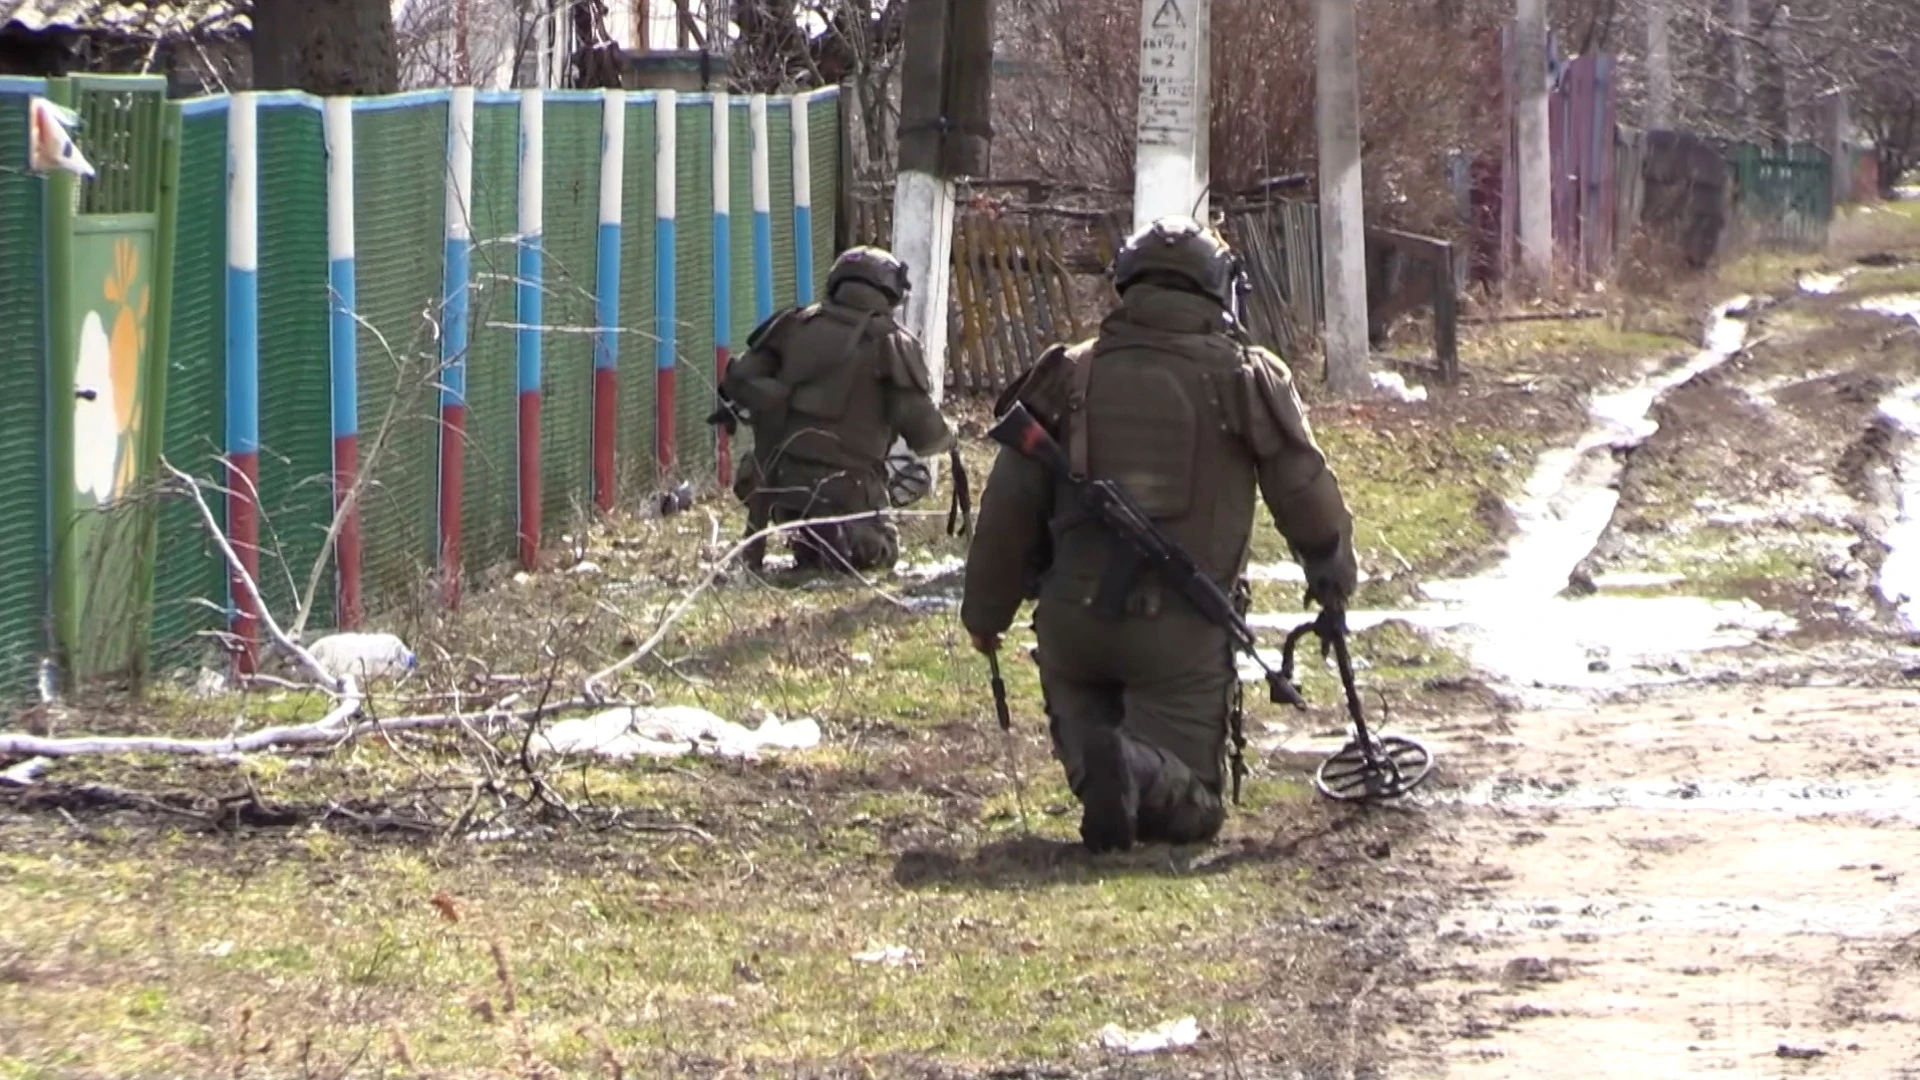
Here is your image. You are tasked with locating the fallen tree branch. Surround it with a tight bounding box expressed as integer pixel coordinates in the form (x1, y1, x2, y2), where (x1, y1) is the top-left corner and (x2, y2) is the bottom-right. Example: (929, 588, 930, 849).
(582, 508, 950, 700)
(0, 697, 637, 761)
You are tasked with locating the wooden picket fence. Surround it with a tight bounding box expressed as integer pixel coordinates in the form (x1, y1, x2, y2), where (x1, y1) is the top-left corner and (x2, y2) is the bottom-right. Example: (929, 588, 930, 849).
(848, 181, 1127, 395)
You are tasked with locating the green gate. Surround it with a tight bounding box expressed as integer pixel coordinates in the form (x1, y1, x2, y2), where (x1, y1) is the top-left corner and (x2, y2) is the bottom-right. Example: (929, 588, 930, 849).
(44, 74, 182, 683)
(1730, 142, 1833, 252)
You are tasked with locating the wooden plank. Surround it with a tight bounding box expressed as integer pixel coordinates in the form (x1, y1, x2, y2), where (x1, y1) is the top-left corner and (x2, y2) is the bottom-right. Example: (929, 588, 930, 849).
(951, 211, 991, 393)
(991, 215, 1037, 377)
(964, 213, 1008, 386)
(1045, 226, 1083, 339)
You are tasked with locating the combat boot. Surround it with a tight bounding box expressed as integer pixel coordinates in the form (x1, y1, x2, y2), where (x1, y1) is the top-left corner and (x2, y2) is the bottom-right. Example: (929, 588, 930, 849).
(1126, 737, 1226, 846)
(1076, 722, 1139, 853)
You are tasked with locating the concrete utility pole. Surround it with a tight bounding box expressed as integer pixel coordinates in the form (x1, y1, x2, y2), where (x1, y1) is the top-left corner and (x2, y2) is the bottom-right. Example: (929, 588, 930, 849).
(1646, 0, 1672, 130)
(1315, 0, 1369, 396)
(1827, 88, 1852, 207)
(1132, 0, 1211, 231)
(891, 0, 994, 476)
(1514, 0, 1554, 284)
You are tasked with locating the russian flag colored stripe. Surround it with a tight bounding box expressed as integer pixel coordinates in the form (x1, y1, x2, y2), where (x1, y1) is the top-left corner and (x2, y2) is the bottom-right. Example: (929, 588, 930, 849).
(791, 92, 814, 303)
(516, 88, 544, 569)
(440, 86, 475, 602)
(593, 89, 626, 511)
(712, 90, 733, 487)
(654, 90, 678, 477)
(324, 96, 363, 630)
(749, 93, 773, 323)
(225, 91, 262, 671)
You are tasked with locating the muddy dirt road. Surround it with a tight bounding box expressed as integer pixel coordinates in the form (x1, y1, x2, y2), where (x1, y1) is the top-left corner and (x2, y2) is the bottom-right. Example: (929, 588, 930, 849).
(1397, 686, 1920, 1078)
(1320, 257, 1920, 1075)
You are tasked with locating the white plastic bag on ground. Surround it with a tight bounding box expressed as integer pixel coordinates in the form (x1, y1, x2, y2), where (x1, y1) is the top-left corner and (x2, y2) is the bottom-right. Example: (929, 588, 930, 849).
(534, 705, 821, 762)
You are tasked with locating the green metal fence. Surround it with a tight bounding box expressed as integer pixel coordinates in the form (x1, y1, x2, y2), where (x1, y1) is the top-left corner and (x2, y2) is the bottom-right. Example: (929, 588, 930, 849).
(1729, 142, 1834, 251)
(0, 81, 841, 698)
(0, 87, 51, 696)
(462, 100, 523, 578)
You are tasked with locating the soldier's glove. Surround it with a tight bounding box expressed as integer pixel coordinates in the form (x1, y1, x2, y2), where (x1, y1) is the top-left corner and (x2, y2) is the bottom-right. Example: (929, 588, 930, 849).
(1296, 535, 1358, 612)
(706, 390, 743, 434)
(1296, 536, 1358, 659)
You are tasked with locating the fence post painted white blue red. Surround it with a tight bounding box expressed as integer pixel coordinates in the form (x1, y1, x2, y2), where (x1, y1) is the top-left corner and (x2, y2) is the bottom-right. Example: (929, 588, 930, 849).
(653, 89, 678, 476)
(592, 88, 625, 511)
(323, 96, 362, 630)
(440, 86, 475, 602)
(712, 90, 733, 486)
(791, 92, 814, 304)
(749, 93, 773, 322)
(516, 88, 544, 569)
(225, 91, 261, 672)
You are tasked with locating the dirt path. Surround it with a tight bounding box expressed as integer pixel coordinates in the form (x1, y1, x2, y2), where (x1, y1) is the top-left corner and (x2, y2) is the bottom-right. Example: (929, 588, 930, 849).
(1349, 262, 1920, 1076)
(1391, 685, 1920, 1077)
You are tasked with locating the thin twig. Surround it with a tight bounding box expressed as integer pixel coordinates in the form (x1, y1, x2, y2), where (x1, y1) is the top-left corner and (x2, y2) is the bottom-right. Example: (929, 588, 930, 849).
(160, 459, 345, 694)
(581, 508, 950, 699)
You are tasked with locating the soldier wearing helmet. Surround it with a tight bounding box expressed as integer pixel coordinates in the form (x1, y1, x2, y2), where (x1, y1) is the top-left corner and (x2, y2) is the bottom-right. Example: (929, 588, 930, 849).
(711, 245, 955, 572)
(960, 216, 1358, 852)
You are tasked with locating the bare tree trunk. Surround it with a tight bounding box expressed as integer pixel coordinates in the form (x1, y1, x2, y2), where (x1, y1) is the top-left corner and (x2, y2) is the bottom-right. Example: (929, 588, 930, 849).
(1760, 2, 1790, 146)
(252, 0, 400, 95)
(1729, 0, 1754, 140)
(1646, 0, 1671, 130)
(1515, 0, 1554, 283)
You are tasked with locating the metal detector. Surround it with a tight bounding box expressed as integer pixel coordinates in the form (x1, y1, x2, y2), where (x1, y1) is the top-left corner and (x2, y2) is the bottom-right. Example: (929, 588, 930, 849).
(1278, 613, 1436, 802)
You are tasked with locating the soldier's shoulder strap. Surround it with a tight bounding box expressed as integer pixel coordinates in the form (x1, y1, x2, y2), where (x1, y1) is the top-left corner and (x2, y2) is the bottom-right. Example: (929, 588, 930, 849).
(993, 339, 1092, 434)
(1235, 342, 1323, 459)
(745, 304, 811, 350)
(877, 321, 933, 394)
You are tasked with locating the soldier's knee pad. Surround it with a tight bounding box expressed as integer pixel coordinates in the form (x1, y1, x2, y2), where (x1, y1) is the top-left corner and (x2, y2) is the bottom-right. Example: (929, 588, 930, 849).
(1124, 737, 1226, 846)
(1138, 791, 1226, 846)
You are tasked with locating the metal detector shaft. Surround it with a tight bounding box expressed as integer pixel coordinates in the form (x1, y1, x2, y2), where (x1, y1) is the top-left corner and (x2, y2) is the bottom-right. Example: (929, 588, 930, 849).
(1323, 620, 1376, 748)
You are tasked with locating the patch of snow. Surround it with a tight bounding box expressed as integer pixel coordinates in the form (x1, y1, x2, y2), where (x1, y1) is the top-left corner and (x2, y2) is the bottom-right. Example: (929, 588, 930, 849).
(307, 632, 417, 682)
(851, 944, 918, 968)
(895, 554, 964, 580)
(532, 705, 821, 761)
(1873, 385, 1920, 634)
(1797, 270, 1853, 295)
(1371, 370, 1429, 403)
(1858, 293, 1920, 327)
(1241, 298, 1791, 696)
(1243, 562, 1372, 585)
(1097, 1016, 1202, 1055)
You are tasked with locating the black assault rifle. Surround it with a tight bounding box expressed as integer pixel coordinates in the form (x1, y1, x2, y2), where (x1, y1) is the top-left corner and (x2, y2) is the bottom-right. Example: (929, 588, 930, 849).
(986, 402, 1311, 710)
(986, 400, 1437, 803)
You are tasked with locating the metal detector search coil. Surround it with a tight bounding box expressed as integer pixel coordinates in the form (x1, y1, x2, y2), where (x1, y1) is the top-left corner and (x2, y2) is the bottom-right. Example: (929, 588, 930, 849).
(1277, 615, 1436, 802)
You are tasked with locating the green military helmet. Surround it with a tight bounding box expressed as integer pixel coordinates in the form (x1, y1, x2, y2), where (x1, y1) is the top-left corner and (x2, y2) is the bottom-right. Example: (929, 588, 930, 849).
(827, 245, 912, 305)
(1111, 216, 1241, 308)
